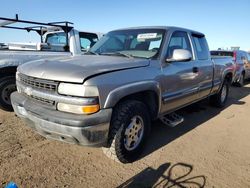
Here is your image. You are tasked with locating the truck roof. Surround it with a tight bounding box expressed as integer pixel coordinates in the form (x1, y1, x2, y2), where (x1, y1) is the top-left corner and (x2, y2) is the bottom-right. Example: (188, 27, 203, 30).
(111, 26, 205, 36)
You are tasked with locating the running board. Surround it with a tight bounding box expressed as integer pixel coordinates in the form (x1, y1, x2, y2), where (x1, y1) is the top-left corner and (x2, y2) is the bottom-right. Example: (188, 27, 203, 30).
(160, 113, 184, 127)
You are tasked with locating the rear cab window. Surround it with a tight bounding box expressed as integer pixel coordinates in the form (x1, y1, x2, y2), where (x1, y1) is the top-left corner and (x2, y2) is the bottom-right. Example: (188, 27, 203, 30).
(210, 51, 234, 57)
(192, 34, 209, 60)
(45, 32, 67, 52)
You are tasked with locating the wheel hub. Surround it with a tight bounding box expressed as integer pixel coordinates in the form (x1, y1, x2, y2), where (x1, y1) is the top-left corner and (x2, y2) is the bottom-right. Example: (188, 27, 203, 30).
(1, 84, 16, 105)
(124, 115, 144, 151)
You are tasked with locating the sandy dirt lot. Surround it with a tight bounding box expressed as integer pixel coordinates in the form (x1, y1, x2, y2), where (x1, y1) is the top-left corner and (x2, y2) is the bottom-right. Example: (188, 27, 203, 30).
(1, 83, 250, 188)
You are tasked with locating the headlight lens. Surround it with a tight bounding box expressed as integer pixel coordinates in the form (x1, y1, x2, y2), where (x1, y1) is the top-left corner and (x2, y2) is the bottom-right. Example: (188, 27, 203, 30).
(58, 83, 99, 97)
(57, 103, 100, 115)
(57, 83, 100, 114)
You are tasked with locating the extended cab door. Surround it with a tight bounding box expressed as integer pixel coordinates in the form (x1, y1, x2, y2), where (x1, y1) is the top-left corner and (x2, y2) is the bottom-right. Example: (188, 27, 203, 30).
(161, 31, 199, 113)
(191, 34, 214, 99)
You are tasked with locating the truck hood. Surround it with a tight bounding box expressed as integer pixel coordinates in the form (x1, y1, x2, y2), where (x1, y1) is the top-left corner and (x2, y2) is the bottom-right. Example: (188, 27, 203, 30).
(18, 55, 150, 83)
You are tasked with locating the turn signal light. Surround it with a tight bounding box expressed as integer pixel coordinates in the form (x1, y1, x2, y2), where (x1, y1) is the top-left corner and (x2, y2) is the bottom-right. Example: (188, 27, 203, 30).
(82, 104, 100, 114)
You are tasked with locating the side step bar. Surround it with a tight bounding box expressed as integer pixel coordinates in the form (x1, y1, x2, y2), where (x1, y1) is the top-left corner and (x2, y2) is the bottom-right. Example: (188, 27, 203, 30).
(160, 113, 184, 127)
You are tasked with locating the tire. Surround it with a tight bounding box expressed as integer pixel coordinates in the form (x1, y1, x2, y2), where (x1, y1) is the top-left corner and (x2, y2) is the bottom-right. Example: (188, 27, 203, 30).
(102, 100, 151, 163)
(0, 76, 16, 111)
(235, 73, 245, 87)
(210, 80, 229, 108)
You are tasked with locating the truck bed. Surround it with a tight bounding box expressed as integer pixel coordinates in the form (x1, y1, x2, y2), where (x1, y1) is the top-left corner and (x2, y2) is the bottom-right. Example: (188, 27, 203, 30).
(0, 50, 71, 68)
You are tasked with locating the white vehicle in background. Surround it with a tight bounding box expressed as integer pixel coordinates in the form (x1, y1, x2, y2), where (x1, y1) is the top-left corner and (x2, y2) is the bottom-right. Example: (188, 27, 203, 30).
(0, 15, 103, 111)
(7, 30, 103, 52)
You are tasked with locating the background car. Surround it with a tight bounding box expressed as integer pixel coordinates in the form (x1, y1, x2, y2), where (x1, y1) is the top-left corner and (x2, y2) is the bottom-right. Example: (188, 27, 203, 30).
(211, 50, 250, 86)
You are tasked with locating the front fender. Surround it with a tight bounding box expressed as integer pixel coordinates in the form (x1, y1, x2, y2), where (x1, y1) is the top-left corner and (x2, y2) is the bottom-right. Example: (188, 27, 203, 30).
(103, 81, 161, 110)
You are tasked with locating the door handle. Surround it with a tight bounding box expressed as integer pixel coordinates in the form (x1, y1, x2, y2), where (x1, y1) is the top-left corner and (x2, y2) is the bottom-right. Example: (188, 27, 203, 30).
(193, 67, 199, 73)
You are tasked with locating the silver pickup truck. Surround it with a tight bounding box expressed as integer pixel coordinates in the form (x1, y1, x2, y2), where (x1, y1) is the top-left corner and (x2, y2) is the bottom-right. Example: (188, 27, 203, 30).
(11, 26, 234, 163)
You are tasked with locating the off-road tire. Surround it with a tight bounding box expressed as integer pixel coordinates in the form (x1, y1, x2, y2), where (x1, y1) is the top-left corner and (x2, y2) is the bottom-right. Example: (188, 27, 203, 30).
(102, 100, 151, 163)
(210, 80, 230, 108)
(235, 73, 245, 87)
(0, 76, 16, 111)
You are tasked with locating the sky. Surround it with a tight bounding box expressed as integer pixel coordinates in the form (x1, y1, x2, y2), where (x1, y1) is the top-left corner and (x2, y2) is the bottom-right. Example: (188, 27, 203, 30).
(0, 0, 249, 51)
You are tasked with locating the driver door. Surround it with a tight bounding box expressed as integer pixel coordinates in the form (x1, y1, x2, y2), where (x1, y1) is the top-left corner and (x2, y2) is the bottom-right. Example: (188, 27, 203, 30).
(161, 31, 199, 114)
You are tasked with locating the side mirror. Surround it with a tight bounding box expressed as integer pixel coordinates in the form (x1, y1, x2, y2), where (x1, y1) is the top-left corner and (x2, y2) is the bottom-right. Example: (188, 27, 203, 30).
(166, 49, 192, 62)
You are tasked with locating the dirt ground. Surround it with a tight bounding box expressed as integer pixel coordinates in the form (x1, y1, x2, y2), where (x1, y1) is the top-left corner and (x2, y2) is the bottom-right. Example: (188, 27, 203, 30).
(1, 83, 250, 188)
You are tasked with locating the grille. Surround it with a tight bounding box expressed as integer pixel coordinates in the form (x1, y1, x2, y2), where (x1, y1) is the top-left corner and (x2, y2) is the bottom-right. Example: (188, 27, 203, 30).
(30, 95, 55, 106)
(19, 74, 58, 92)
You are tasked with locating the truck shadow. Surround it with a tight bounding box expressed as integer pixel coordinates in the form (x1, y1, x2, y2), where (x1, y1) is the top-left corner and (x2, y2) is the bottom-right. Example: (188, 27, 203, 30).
(141, 83, 250, 159)
(118, 162, 206, 188)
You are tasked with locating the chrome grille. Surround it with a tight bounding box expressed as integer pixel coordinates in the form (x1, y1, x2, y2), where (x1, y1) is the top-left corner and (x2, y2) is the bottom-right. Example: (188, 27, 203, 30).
(30, 95, 55, 106)
(19, 74, 58, 92)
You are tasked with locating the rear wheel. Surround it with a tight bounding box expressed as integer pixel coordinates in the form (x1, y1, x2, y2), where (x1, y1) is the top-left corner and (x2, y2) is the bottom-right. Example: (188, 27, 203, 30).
(102, 100, 151, 163)
(235, 73, 245, 87)
(210, 80, 229, 108)
(0, 76, 16, 111)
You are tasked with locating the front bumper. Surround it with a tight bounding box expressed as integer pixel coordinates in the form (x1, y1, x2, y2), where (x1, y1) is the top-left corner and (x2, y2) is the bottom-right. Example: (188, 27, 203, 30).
(11, 92, 112, 147)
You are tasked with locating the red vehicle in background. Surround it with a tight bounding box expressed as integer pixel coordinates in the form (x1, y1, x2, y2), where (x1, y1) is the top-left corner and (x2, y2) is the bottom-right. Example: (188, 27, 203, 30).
(211, 50, 250, 87)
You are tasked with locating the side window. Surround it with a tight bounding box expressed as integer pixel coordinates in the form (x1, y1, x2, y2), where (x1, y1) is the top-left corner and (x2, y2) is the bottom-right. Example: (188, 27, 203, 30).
(79, 32, 99, 51)
(192, 35, 209, 60)
(167, 31, 192, 58)
(80, 38, 91, 50)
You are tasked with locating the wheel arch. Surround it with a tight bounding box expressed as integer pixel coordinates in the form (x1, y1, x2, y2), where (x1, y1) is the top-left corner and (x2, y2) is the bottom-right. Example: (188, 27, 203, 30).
(104, 81, 161, 120)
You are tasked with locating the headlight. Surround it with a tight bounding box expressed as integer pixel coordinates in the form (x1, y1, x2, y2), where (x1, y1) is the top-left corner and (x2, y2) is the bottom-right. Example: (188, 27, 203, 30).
(58, 83, 99, 97)
(57, 103, 100, 115)
(57, 83, 100, 114)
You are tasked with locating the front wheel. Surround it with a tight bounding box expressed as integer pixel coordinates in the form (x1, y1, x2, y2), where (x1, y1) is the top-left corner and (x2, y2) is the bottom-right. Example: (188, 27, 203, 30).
(0, 76, 16, 111)
(210, 80, 229, 108)
(102, 100, 151, 163)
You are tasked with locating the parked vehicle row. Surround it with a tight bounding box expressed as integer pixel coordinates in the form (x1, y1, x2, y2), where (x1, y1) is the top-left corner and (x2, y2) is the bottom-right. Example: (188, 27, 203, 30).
(10, 26, 235, 163)
(211, 50, 250, 86)
(0, 15, 103, 111)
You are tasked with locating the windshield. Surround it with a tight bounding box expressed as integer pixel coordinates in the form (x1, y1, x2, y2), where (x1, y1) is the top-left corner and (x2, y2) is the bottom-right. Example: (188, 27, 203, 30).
(90, 29, 165, 59)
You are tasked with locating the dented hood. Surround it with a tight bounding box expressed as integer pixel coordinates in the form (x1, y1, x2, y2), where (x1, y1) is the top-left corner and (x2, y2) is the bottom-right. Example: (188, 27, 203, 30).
(18, 55, 150, 83)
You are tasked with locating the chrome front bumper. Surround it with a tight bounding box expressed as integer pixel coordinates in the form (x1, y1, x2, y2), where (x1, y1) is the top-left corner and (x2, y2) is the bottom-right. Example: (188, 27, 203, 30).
(11, 92, 112, 147)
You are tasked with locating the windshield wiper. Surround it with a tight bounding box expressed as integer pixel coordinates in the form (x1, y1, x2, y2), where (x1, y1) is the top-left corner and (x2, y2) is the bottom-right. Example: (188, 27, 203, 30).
(99, 52, 134, 58)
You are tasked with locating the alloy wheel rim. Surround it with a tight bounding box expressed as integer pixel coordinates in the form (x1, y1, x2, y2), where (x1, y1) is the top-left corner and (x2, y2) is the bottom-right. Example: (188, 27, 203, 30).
(221, 84, 227, 103)
(124, 115, 144, 151)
